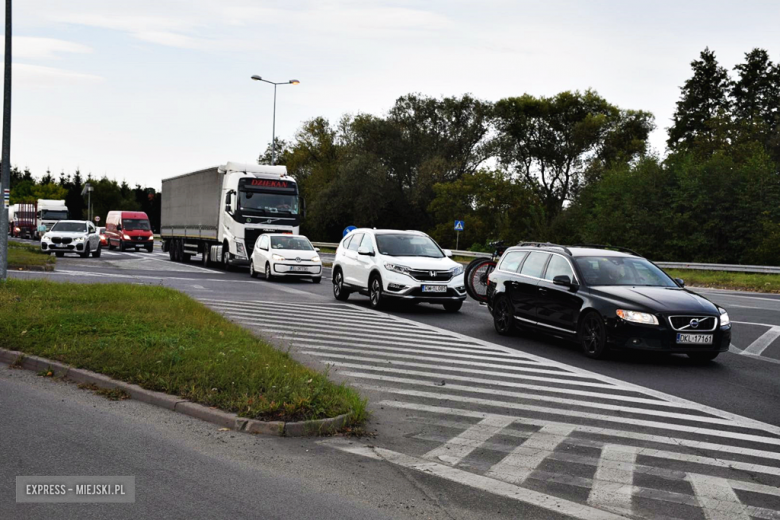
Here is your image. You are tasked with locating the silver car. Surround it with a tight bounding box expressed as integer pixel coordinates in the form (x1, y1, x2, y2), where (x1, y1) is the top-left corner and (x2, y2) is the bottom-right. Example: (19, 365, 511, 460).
(41, 220, 102, 258)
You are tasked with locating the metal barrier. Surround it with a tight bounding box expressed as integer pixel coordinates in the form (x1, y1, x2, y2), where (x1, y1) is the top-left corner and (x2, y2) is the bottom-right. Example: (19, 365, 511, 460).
(312, 242, 780, 274)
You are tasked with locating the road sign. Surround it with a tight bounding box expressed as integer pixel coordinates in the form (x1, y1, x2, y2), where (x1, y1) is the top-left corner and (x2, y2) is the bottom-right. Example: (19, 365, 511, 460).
(94, 216, 101, 222)
(454, 220, 464, 231)
(343, 226, 357, 237)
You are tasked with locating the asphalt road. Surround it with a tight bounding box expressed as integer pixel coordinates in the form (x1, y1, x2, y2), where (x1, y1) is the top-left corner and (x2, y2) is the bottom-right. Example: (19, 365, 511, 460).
(6, 244, 780, 520)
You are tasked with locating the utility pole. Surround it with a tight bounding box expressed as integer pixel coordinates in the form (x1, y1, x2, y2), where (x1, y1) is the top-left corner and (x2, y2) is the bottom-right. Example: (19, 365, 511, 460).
(0, 0, 12, 282)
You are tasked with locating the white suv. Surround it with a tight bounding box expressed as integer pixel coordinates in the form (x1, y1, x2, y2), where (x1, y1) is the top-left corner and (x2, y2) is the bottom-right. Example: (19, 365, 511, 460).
(331, 229, 467, 312)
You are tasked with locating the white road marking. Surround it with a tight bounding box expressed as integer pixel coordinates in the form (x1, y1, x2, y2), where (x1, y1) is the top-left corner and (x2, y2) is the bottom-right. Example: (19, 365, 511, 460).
(380, 401, 780, 466)
(688, 474, 751, 520)
(486, 424, 574, 485)
(423, 415, 515, 465)
(320, 440, 629, 520)
(360, 385, 780, 447)
(741, 326, 780, 356)
(588, 445, 637, 515)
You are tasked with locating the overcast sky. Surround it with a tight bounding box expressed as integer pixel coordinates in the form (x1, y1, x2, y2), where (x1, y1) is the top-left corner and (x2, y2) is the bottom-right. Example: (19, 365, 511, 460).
(6, 0, 780, 188)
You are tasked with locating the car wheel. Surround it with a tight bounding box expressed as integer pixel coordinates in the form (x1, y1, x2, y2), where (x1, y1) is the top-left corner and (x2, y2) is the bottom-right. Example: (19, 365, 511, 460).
(332, 269, 350, 301)
(202, 246, 211, 267)
(109, 240, 116, 251)
(80, 244, 91, 258)
(119, 240, 125, 252)
(55, 252, 64, 258)
(264, 262, 274, 281)
(492, 295, 514, 335)
(687, 352, 719, 362)
(580, 312, 608, 359)
(145, 245, 153, 253)
(222, 248, 232, 271)
(443, 301, 463, 313)
(92, 244, 102, 258)
(312, 277, 322, 284)
(249, 261, 258, 278)
(369, 275, 385, 309)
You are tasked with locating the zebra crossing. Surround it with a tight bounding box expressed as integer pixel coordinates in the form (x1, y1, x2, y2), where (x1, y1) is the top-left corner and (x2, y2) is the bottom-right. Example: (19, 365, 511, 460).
(201, 298, 780, 520)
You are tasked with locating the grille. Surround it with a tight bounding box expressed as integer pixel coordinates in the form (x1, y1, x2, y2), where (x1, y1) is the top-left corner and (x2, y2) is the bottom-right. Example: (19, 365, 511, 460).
(408, 269, 453, 282)
(244, 228, 263, 252)
(52, 237, 72, 244)
(132, 236, 145, 241)
(669, 315, 718, 331)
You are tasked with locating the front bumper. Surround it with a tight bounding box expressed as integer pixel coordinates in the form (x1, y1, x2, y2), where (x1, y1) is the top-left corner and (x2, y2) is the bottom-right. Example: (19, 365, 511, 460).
(273, 263, 322, 276)
(41, 242, 85, 252)
(607, 318, 731, 353)
(382, 271, 467, 302)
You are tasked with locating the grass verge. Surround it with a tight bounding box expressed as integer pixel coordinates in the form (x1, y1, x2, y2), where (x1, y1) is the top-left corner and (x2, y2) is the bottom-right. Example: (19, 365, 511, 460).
(0, 279, 367, 424)
(665, 268, 780, 293)
(7, 241, 56, 270)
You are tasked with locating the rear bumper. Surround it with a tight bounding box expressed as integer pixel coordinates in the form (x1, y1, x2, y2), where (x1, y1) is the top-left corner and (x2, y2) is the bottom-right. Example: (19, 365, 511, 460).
(607, 320, 731, 353)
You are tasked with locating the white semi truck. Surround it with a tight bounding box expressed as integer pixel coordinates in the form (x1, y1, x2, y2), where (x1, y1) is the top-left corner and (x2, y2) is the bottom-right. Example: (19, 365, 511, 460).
(160, 161, 303, 268)
(35, 199, 69, 238)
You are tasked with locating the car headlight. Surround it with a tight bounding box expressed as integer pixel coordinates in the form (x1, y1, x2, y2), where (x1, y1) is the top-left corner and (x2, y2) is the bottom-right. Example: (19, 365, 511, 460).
(123, 234, 131, 240)
(272, 254, 285, 262)
(310, 255, 320, 263)
(450, 265, 464, 276)
(74, 237, 85, 243)
(616, 309, 659, 325)
(385, 263, 412, 275)
(147, 235, 154, 240)
(719, 308, 730, 326)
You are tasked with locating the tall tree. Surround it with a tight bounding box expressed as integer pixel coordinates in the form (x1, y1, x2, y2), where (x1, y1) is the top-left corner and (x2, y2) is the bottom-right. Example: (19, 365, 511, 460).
(494, 90, 653, 222)
(667, 48, 731, 151)
(731, 48, 780, 160)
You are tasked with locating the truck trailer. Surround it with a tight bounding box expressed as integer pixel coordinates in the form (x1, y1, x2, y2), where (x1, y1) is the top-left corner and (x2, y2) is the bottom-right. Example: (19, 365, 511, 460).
(160, 161, 303, 268)
(8, 203, 37, 238)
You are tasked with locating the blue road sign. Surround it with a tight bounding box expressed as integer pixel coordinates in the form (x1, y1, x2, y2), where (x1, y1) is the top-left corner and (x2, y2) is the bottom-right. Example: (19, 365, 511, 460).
(343, 226, 357, 237)
(454, 220, 465, 231)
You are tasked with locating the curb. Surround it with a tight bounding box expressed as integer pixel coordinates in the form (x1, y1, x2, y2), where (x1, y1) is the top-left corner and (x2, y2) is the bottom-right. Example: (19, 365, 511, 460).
(0, 348, 351, 437)
(8, 264, 55, 272)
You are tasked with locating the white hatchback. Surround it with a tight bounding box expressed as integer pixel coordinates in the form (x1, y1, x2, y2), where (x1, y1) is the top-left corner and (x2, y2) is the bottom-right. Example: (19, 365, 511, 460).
(249, 234, 322, 283)
(331, 229, 466, 311)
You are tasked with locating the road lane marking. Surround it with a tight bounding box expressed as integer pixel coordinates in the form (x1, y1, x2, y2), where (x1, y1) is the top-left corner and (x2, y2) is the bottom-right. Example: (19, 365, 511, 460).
(486, 424, 574, 485)
(588, 445, 637, 515)
(423, 415, 516, 465)
(362, 387, 780, 447)
(320, 440, 629, 520)
(741, 326, 780, 356)
(688, 474, 750, 520)
(380, 401, 780, 469)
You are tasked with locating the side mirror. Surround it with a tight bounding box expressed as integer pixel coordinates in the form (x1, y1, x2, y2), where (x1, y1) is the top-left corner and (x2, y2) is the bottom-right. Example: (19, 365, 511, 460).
(357, 247, 374, 256)
(443, 249, 453, 258)
(553, 275, 578, 290)
(674, 278, 685, 287)
(225, 191, 234, 213)
(314, 247, 321, 252)
(116, 224, 122, 231)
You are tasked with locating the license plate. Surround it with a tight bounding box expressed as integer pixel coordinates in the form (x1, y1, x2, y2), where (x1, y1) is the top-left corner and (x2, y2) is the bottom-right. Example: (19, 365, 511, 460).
(291, 266, 309, 272)
(422, 285, 447, 293)
(676, 333, 714, 345)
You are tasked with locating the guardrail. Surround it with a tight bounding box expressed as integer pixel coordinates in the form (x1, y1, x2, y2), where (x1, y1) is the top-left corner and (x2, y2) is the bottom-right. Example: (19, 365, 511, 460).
(312, 242, 780, 274)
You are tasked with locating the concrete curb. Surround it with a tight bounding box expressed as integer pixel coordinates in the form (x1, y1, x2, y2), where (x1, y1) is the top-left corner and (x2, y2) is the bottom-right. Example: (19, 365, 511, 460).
(0, 348, 351, 437)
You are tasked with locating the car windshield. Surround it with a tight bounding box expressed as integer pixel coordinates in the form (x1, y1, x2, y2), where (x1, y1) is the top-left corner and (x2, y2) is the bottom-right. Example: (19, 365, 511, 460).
(41, 210, 68, 220)
(51, 222, 87, 233)
(375, 234, 444, 258)
(239, 191, 299, 215)
(124, 219, 150, 231)
(270, 236, 314, 251)
(574, 256, 677, 287)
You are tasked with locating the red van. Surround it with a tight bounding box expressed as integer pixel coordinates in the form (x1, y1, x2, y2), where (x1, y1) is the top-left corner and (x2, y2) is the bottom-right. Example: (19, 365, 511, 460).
(105, 211, 154, 252)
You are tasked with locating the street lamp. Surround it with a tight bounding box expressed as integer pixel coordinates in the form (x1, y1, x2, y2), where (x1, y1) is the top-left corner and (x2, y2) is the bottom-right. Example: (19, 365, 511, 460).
(251, 75, 299, 165)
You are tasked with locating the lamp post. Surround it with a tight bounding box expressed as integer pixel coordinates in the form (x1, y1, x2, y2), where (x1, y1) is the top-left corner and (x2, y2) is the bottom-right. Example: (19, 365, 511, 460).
(250, 75, 299, 165)
(0, 0, 12, 282)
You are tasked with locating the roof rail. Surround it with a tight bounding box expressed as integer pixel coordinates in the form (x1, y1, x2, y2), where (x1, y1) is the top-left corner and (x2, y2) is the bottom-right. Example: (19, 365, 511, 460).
(570, 244, 642, 257)
(517, 242, 573, 256)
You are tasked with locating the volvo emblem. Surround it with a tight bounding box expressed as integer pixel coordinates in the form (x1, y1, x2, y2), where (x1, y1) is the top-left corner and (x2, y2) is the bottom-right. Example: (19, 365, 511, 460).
(689, 319, 700, 329)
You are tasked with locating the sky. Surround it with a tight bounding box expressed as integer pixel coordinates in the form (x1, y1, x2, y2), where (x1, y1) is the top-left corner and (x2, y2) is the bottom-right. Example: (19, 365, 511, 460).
(5, 0, 780, 189)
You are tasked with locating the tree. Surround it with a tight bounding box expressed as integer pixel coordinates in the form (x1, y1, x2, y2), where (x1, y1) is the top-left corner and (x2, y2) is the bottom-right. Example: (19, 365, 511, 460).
(258, 138, 291, 166)
(667, 48, 731, 151)
(494, 90, 653, 222)
(731, 48, 780, 160)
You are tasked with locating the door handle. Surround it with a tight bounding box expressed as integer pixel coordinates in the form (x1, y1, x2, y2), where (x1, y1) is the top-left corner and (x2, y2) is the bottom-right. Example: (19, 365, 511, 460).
(538, 287, 548, 293)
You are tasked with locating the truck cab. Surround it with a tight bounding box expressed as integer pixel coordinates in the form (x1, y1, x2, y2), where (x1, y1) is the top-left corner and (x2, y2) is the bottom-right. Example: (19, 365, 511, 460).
(36, 199, 69, 238)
